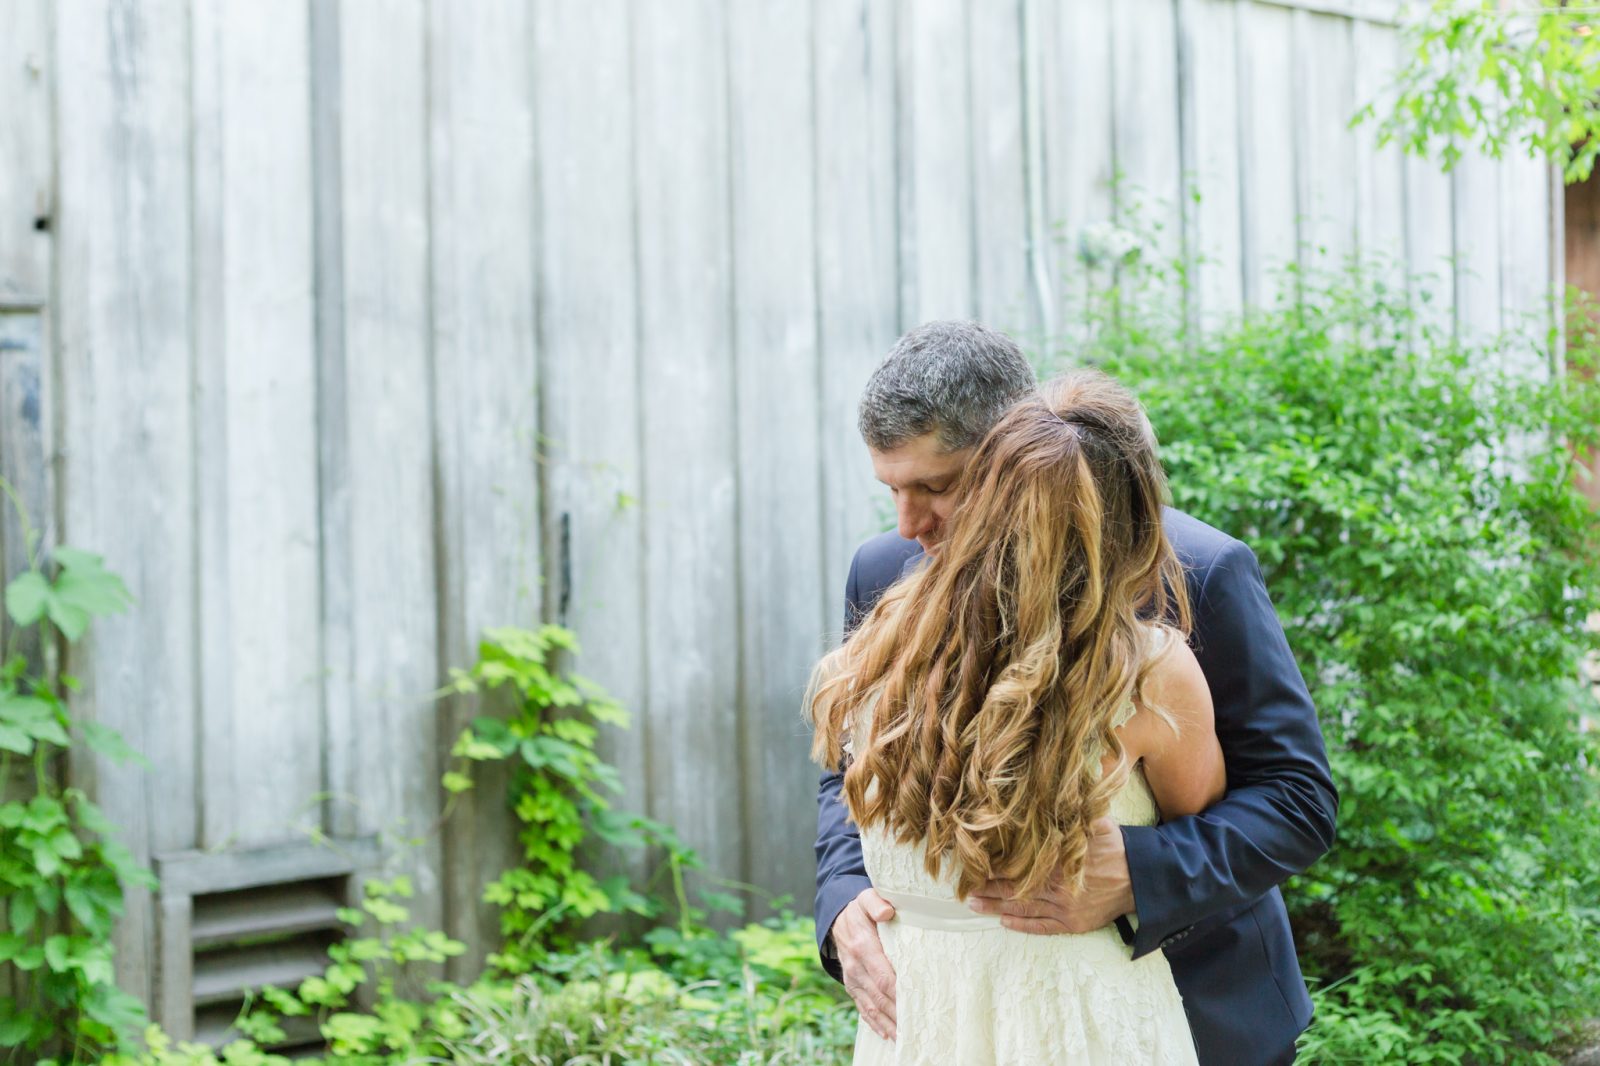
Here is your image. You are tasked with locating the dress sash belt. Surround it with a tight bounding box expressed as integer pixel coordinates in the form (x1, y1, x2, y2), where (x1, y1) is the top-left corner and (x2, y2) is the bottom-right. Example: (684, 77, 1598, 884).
(876, 888, 1004, 933)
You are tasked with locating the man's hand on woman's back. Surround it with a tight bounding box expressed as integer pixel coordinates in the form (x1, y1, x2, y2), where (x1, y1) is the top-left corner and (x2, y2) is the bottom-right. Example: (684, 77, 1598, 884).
(834, 887, 899, 1042)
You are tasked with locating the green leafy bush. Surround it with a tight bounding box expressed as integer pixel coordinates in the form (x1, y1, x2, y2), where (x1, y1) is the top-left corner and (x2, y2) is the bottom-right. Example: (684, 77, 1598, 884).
(1064, 264, 1600, 1063)
(0, 486, 154, 1064)
(439, 625, 694, 974)
(1359, 1, 1600, 184)
(106, 912, 851, 1066)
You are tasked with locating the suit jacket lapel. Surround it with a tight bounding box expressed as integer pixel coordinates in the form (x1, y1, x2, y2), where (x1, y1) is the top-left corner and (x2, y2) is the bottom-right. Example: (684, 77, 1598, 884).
(900, 549, 927, 580)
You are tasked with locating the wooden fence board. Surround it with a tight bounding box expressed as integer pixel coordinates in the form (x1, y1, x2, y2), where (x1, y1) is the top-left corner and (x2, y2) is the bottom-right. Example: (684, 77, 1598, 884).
(1403, 153, 1456, 326)
(1112, 0, 1183, 271)
(1181, 0, 1246, 325)
(191, 0, 322, 853)
(1501, 151, 1554, 367)
(632, 0, 744, 887)
(427, 0, 541, 977)
(533, 0, 650, 897)
(899, 0, 977, 322)
(815, 0, 901, 639)
(729, 0, 828, 904)
(1453, 141, 1504, 340)
(970, 0, 1033, 336)
(1352, 17, 1407, 273)
(1237, 1, 1300, 307)
(320, 0, 443, 931)
(0, 308, 45, 728)
(1038, 0, 1114, 341)
(54, 0, 198, 1003)
(1298, 12, 1358, 273)
(0, 0, 53, 692)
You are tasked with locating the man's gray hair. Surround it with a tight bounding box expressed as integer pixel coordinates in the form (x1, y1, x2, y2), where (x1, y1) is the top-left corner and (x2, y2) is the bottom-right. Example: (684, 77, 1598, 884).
(858, 320, 1037, 451)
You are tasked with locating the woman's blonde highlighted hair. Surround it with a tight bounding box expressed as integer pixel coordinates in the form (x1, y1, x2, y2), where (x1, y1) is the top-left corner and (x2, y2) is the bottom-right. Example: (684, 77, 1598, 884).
(808, 369, 1190, 901)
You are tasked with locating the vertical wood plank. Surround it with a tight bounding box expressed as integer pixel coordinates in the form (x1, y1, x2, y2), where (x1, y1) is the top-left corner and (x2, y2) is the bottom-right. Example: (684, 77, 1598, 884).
(311, 0, 352, 854)
(899, 0, 977, 322)
(1111, 0, 1183, 268)
(428, 0, 540, 976)
(317, 0, 443, 932)
(1452, 140, 1503, 341)
(729, 0, 827, 907)
(1403, 152, 1456, 326)
(190, 0, 322, 852)
(1037, 0, 1114, 338)
(1236, 2, 1300, 308)
(0, 0, 51, 307)
(0, 309, 46, 676)
(0, 312, 46, 997)
(534, 0, 650, 897)
(1297, 12, 1357, 273)
(816, 0, 901, 634)
(54, 0, 198, 1002)
(969, 0, 1032, 334)
(632, 0, 744, 888)
(1499, 149, 1553, 374)
(1180, 0, 1244, 324)
(0, 0, 53, 686)
(1352, 16, 1406, 274)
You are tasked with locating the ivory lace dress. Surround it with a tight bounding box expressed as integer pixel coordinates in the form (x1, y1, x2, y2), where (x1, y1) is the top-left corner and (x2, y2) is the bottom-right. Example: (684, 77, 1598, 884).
(848, 695, 1200, 1066)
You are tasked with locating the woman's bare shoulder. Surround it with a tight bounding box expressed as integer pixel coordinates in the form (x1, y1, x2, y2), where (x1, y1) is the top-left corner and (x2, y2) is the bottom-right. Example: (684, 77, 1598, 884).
(1120, 627, 1213, 758)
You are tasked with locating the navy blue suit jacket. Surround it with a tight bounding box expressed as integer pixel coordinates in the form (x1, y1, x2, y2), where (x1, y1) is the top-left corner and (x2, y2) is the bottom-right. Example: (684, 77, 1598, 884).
(814, 508, 1337, 1066)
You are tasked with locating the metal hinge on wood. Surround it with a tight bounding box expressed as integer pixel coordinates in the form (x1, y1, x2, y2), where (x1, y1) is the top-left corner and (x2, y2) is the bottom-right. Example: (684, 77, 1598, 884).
(153, 837, 381, 1052)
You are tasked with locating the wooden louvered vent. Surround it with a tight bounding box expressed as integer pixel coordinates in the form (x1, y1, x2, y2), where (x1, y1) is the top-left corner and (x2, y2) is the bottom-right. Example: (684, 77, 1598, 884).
(154, 838, 380, 1055)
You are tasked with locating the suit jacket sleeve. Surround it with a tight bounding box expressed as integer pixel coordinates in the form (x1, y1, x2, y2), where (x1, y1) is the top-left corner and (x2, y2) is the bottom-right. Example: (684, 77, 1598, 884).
(1120, 537, 1339, 958)
(813, 548, 873, 981)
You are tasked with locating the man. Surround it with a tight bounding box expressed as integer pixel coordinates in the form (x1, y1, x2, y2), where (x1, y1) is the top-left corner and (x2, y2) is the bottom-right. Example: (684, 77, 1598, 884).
(815, 320, 1338, 1065)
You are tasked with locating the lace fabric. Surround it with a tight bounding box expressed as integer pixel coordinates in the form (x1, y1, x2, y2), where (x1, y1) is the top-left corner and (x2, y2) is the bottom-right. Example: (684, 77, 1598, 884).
(852, 760, 1197, 1065)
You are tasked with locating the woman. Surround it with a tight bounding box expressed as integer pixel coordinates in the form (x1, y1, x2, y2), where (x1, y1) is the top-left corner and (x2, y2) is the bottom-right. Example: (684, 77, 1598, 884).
(808, 371, 1226, 1065)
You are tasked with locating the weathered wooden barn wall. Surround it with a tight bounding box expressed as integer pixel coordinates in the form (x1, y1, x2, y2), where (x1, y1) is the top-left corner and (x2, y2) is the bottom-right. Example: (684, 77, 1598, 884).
(0, 0, 1556, 1015)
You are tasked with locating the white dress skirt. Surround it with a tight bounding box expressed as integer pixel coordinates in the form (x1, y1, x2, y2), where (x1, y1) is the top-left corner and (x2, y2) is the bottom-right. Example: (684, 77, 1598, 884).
(850, 710, 1200, 1066)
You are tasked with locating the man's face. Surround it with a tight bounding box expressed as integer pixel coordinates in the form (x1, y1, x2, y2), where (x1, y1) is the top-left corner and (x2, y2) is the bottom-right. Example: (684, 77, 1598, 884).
(869, 432, 974, 553)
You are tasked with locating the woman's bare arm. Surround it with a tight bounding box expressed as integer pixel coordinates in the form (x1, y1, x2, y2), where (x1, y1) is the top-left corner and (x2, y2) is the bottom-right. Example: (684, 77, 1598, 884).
(1125, 639, 1226, 819)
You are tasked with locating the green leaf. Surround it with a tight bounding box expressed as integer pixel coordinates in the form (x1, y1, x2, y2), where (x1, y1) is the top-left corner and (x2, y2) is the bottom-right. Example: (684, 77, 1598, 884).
(450, 729, 505, 761)
(0, 997, 33, 1045)
(441, 770, 474, 793)
(53, 564, 132, 618)
(322, 1011, 383, 1055)
(80, 981, 148, 1038)
(0, 695, 53, 728)
(262, 984, 310, 1016)
(362, 898, 408, 925)
(26, 718, 68, 748)
(42, 934, 69, 972)
(10, 894, 37, 936)
(43, 598, 90, 643)
(78, 721, 147, 766)
(69, 792, 117, 836)
(50, 827, 83, 861)
(0, 723, 32, 755)
(3, 571, 49, 627)
(30, 844, 59, 879)
(63, 883, 105, 933)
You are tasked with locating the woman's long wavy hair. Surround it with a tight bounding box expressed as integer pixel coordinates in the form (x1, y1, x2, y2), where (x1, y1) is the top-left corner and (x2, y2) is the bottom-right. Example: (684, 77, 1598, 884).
(808, 370, 1191, 900)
